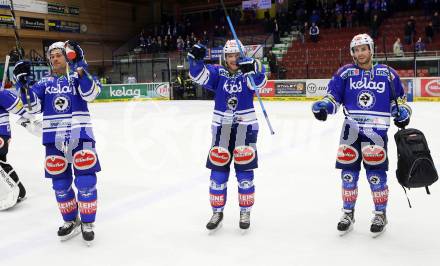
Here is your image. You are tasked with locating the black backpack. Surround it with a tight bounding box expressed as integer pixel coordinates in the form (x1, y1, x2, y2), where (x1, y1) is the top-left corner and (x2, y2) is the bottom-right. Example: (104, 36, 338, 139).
(394, 128, 438, 206)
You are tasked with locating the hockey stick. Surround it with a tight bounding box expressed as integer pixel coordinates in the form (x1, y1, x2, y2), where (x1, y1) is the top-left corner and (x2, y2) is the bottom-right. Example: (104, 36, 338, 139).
(1, 55, 10, 91)
(220, 0, 275, 135)
(9, 0, 32, 111)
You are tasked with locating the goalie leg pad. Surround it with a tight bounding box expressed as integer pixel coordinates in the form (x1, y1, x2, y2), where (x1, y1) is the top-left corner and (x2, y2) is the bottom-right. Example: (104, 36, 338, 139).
(74, 174, 97, 223)
(52, 177, 78, 221)
(209, 170, 229, 212)
(0, 167, 19, 210)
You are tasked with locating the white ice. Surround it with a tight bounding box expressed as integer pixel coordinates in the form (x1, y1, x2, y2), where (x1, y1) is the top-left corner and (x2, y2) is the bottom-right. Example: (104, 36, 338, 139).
(1, 101, 440, 266)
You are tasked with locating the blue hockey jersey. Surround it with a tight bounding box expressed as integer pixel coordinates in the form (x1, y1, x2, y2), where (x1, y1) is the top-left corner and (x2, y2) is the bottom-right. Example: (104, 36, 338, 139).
(21, 70, 101, 144)
(325, 63, 406, 130)
(0, 89, 28, 136)
(189, 58, 267, 128)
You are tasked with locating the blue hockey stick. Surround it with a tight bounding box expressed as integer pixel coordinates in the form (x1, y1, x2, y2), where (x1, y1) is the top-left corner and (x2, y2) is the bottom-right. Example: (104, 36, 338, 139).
(220, 0, 275, 135)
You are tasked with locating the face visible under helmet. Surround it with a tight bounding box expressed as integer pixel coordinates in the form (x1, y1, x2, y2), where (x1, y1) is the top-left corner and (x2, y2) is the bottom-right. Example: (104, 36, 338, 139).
(46, 41, 66, 67)
(350, 33, 374, 57)
(223, 39, 245, 59)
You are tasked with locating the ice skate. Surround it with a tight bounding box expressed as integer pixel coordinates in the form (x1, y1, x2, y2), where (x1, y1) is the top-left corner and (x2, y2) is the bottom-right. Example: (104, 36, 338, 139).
(370, 211, 387, 238)
(239, 211, 251, 233)
(81, 222, 95, 246)
(206, 212, 223, 233)
(337, 209, 354, 236)
(57, 216, 81, 241)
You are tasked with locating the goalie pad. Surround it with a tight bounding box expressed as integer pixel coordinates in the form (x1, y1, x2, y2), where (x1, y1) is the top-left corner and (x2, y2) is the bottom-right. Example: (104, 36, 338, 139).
(0, 167, 19, 210)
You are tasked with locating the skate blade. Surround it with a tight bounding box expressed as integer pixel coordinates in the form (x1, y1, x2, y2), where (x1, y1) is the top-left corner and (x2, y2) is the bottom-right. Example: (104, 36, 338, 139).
(338, 225, 353, 236)
(59, 226, 81, 242)
(371, 227, 386, 238)
(207, 222, 223, 235)
(240, 227, 250, 235)
(83, 239, 94, 247)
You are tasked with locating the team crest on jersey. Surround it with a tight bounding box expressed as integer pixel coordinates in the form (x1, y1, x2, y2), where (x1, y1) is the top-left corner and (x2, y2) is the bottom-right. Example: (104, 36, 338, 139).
(357, 91, 376, 110)
(53, 95, 71, 113)
(227, 96, 238, 111)
(223, 80, 242, 94)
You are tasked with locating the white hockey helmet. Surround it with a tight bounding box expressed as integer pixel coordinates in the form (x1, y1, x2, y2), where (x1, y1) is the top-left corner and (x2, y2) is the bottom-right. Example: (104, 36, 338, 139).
(46, 41, 66, 61)
(223, 39, 245, 58)
(350, 33, 374, 56)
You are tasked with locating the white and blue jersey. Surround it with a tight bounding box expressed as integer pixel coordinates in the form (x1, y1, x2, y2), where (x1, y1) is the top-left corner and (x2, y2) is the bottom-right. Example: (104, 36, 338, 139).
(21, 71, 101, 144)
(189, 59, 267, 129)
(326, 63, 405, 130)
(189, 58, 267, 171)
(0, 89, 28, 137)
(324, 63, 409, 171)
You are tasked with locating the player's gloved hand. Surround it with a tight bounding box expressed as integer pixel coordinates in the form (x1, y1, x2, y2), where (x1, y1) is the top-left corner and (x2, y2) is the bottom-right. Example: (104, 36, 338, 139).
(312, 100, 330, 121)
(391, 105, 410, 129)
(12, 60, 31, 89)
(188, 44, 206, 61)
(238, 57, 262, 75)
(65, 40, 88, 70)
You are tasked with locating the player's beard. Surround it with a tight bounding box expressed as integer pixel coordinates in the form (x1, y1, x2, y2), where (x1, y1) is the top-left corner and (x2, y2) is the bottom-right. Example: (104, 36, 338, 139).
(356, 55, 373, 70)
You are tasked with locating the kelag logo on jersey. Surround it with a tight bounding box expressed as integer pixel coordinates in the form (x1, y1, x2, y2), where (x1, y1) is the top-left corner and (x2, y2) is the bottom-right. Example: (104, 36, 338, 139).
(45, 84, 73, 94)
(357, 90, 376, 110)
(223, 80, 242, 94)
(350, 77, 386, 93)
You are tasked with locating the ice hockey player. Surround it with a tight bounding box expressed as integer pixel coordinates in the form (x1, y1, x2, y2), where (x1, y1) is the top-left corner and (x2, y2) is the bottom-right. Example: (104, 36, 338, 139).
(0, 84, 30, 210)
(311, 33, 412, 237)
(12, 40, 101, 245)
(188, 40, 267, 232)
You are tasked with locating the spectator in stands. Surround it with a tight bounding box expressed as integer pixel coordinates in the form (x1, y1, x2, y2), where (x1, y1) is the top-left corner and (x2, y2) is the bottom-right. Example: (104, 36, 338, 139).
(177, 36, 184, 53)
(268, 50, 278, 78)
(309, 22, 319, 43)
(426, 21, 434, 42)
(370, 14, 380, 38)
(404, 20, 414, 44)
(346, 10, 353, 28)
(380, 0, 388, 18)
(432, 11, 440, 33)
(299, 22, 308, 44)
(273, 18, 280, 44)
(335, 3, 343, 28)
(415, 37, 426, 53)
(201, 30, 209, 47)
(393, 38, 404, 56)
(310, 9, 320, 25)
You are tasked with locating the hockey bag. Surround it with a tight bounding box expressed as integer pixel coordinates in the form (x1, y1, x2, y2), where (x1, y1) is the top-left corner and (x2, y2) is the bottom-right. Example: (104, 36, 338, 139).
(0, 167, 20, 210)
(394, 128, 438, 194)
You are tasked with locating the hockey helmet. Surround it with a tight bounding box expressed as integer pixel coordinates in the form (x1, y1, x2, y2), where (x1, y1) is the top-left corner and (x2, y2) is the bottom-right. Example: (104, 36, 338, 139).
(46, 41, 66, 61)
(223, 39, 245, 58)
(350, 33, 374, 56)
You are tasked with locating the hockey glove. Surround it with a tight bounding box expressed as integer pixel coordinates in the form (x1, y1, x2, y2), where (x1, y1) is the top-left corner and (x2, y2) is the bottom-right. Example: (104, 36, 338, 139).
(65, 40, 88, 70)
(312, 100, 330, 121)
(391, 105, 410, 129)
(188, 44, 206, 61)
(12, 60, 31, 89)
(238, 57, 262, 76)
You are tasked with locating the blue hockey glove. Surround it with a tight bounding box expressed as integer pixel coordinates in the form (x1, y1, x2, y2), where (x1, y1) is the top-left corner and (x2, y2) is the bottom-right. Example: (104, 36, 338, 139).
(312, 100, 331, 121)
(65, 40, 88, 70)
(12, 60, 31, 90)
(238, 57, 262, 75)
(188, 44, 206, 61)
(391, 105, 410, 129)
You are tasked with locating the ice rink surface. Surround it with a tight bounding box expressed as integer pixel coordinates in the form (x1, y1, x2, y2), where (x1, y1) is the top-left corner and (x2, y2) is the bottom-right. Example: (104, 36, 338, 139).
(1, 100, 439, 266)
